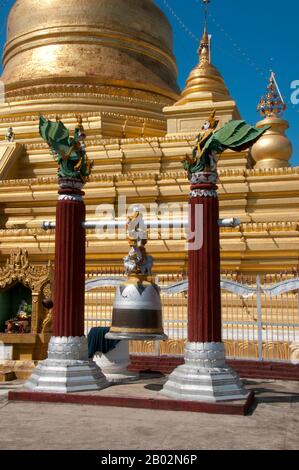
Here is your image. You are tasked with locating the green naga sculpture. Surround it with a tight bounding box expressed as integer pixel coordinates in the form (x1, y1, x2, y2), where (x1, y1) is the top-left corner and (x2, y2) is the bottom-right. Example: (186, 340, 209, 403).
(39, 115, 93, 182)
(183, 111, 270, 174)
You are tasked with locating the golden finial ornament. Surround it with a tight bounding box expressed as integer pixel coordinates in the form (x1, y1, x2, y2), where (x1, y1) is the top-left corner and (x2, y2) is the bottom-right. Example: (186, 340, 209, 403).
(198, 0, 211, 63)
(257, 72, 287, 118)
(251, 72, 292, 169)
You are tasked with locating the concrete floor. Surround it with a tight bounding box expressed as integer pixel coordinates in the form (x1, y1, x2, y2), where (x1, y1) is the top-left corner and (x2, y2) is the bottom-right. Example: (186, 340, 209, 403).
(0, 377, 298, 450)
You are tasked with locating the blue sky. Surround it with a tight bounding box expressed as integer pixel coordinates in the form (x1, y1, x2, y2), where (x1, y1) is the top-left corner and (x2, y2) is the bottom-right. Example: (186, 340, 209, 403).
(155, 0, 299, 165)
(0, 0, 298, 165)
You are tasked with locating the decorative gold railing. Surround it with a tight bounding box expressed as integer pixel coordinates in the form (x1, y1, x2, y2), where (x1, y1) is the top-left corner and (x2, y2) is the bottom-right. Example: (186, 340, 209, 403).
(85, 270, 299, 362)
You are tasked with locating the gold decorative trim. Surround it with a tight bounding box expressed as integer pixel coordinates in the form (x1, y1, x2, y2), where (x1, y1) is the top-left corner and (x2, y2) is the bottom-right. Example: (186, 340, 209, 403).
(0, 249, 51, 291)
(241, 222, 299, 232)
(0, 108, 162, 123)
(246, 167, 299, 176)
(4, 75, 178, 102)
(0, 228, 52, 236)
(0, 250, 52, 335)
(218, 169, 246, 177)
(5, 87, 173, 108)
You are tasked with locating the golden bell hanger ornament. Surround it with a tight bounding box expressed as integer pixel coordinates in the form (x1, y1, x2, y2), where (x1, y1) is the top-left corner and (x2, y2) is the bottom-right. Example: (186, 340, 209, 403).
(106, 208, 168, 341)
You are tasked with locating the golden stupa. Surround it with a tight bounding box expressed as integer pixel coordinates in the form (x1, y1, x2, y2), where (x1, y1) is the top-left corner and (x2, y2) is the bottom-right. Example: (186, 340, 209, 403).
(2, 0, 179, 137)
(0, 0, 297, 271)
(0, 0, 298, 370)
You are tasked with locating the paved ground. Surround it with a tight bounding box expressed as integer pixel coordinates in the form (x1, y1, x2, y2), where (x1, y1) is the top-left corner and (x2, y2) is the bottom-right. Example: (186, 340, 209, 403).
(0, 377, 298, 450)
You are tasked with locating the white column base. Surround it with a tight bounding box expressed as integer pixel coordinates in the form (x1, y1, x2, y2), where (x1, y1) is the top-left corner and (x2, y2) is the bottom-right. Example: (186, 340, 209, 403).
(161, 342, 249, 403)
(26, 337, 110, 393)
(93, 340, 139, 383)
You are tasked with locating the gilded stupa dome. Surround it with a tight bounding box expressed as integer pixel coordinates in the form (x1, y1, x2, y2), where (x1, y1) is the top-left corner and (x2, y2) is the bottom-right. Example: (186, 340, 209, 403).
(1, 0, 180, 137)
(175, 29, 232, 105)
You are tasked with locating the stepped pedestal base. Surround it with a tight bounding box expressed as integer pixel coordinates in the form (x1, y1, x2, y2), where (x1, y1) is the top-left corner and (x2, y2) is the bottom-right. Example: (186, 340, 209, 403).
(162, 342, 249, 403)
(93, 341, 139, 383)
(26, 336, 109, 393)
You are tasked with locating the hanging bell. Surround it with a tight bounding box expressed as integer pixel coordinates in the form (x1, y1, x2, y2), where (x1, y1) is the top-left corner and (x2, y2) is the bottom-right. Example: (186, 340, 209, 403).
(106, 274, 167, 340)
(106, 208, 167, 341)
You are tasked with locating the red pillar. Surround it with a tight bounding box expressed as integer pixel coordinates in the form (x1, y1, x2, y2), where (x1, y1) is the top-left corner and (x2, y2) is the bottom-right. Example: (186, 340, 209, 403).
(187, 172, 222, 343)
(53, 178, 86, 337)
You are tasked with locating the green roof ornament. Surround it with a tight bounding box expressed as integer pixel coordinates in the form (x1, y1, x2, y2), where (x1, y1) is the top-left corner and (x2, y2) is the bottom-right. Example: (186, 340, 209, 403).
(39, 115, 94, 182)
(183, 111, 270, 174)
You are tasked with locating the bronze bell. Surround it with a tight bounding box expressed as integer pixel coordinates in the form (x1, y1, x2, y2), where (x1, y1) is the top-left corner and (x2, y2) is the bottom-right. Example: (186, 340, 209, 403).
(106, 208, 167, 341)
(106, 274, 167, 340)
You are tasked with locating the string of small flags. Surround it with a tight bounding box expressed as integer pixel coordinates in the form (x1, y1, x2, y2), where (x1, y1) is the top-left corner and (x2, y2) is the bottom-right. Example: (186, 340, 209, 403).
(160, 0, 269, 79)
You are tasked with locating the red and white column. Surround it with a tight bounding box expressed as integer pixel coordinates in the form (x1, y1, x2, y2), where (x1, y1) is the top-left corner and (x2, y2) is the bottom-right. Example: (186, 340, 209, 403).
(163, 171, 249, 402)
(26, 178, 108, 393)
(53, 178, 86, 337)
(188, 172, 221, 344)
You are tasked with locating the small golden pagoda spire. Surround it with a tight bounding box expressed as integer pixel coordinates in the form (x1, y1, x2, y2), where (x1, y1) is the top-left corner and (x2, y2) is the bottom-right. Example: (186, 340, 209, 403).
(257, 71, 287, 118)
(251, 72, 292, 169)
(168, 0, 236, 111)
(198, 0, 211, 64)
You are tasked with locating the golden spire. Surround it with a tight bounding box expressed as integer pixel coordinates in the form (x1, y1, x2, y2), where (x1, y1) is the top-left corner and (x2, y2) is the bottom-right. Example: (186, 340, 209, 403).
(257, 72, 287, 118)
(198, 0, 211, 64)
(198, 28, 210, 64)
(203, 0, 210, 31)
(175, 0, 232, 105)
(251, 72, 292, 169)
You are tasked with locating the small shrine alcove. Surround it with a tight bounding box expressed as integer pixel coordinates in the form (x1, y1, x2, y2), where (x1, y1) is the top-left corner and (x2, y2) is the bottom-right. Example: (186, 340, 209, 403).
(0, 282, 32, 333)
(0, 249, 52, 366)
